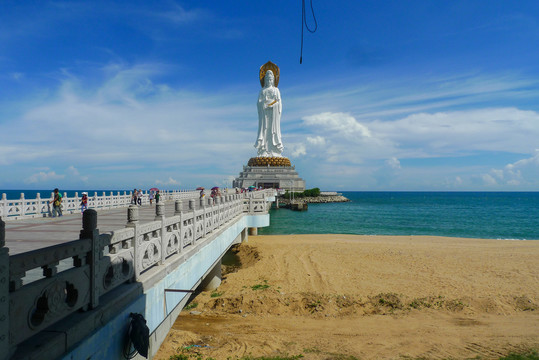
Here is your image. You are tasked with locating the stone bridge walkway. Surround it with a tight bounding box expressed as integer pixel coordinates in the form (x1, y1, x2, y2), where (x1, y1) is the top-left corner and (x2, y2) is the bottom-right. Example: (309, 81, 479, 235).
(4, 202, 180, 255)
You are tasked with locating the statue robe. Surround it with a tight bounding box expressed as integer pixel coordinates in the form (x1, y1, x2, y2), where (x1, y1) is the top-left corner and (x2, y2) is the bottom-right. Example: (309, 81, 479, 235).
(255, 85, 283, 157)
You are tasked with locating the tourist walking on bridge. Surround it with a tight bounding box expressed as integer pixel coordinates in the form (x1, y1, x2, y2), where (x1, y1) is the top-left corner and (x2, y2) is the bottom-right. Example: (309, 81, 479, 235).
(80, 192, 88, 213)
(49, 188, 63, 217)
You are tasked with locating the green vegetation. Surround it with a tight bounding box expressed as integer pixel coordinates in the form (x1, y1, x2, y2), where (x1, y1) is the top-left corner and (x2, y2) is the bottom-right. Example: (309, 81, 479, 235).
(374, 293, 402, 309)
(234, 356, 304, 360)
(170, 353, 303, 360)
(210, 291, 223, 298)
(251, 279, 270, 291)
(499, 350, 539, 360)
(183, 302, 198, 310)
(284, 188, 320, 199)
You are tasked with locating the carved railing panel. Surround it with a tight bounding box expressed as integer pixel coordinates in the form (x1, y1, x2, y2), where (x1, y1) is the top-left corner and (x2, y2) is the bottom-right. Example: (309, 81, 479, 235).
(10, 266, 91, 346)
(163, 216, 182, 258)
(181, 213, 195, 248)
(8, 239, 93, 346)
(136, 222, 162, 274)
(98, 229, 135, 296)
(195, 210, 204, 241)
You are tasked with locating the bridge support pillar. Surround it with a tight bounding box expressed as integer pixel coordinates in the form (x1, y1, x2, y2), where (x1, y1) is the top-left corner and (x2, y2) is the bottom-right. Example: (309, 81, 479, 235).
(248, 227, 258, 236)
(241, 228, 248, 243)
(201, 259, 222, 291)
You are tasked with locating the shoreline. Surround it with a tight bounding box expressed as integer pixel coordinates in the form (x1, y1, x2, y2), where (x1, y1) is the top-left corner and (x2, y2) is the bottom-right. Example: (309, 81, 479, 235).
(155, 234, 539, 360)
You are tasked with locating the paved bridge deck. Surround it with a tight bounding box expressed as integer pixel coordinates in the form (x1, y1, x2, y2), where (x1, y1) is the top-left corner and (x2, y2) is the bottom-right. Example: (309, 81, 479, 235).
(4, 202, 180, 255)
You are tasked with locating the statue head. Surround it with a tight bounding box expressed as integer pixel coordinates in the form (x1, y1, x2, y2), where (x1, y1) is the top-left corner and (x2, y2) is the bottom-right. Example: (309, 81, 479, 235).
(264, 70, 275, 87)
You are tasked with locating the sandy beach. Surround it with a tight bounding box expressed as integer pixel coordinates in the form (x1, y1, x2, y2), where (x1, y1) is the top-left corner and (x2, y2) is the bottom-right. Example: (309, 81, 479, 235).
(155, 234, 539, 360)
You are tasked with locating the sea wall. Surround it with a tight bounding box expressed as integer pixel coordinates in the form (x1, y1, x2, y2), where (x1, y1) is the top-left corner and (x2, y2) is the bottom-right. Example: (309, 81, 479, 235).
(279, 195, 350, 205)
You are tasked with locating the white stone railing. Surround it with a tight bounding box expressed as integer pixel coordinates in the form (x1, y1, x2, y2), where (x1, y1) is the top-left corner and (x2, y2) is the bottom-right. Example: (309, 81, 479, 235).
(0, 189, 275, 358)
(0, 190, 201, 221)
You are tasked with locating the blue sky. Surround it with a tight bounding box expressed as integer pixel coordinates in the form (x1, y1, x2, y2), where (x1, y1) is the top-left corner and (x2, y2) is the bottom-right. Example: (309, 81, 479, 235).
(1, 1, 539, 191)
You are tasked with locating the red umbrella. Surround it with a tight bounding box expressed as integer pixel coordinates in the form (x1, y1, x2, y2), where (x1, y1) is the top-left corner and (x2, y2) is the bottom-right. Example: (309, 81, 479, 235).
(196, 187, 204, 190)
(211, 186, 219, 190)
(149, 188, 159, 192)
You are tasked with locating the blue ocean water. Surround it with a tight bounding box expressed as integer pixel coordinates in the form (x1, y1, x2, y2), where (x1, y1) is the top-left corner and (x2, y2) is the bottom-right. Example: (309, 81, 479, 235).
(259, 192, 539, 240)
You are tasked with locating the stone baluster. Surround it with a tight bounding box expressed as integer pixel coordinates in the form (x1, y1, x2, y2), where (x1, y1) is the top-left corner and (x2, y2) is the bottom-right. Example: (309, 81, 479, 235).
(189, 199, 196, 244)
(74, 192, 79, 204)
(202, 198, 207, 237)
(79, 209, 100, 309)
(175, 200, 183, 253)
(20, 193, 25, 217)
(155, 202, 166, 264)
(36, 193, 41, 217)
(0, 217, 9, 359)
(126, 205, 140, 278)
(217, 196, 222, 226)
(0, 194, 5, 219)
(174, 200, 183, 215)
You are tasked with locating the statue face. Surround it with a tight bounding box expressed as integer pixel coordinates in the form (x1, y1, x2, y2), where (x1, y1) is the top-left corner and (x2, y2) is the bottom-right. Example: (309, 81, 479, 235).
(264, 71, 274, 87)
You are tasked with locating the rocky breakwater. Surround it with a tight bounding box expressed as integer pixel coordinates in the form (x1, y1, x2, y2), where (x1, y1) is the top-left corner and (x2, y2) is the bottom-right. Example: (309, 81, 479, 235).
(304, 195, 350, 203)
(278, 194, 350, 205)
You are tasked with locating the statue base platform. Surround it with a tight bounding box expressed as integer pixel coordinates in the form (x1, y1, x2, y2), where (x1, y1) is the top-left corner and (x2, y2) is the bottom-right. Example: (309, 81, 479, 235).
(233, 157, 306, 191)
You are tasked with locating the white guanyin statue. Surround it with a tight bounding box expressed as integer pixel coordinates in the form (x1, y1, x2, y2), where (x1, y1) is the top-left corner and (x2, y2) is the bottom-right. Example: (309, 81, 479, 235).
(255, 62, 284, 157)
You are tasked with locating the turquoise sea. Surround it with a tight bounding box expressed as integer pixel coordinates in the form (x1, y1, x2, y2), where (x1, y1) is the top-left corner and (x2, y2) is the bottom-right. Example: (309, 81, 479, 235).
(260, 192, 539, 240)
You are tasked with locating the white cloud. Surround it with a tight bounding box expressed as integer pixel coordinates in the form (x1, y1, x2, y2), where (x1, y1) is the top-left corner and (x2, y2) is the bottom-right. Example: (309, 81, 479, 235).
(24, 170, 64, 184)
(478, 151, 539, 188)
(156, 4, 209, 25)
(0, 63, 255, 181)
(67, 165, 89, 182)
(290, 144, 307, 157)
(385, 157, 401, 170)
(482, 173, 497, 186)
(306, 136, 326, 146)
(303, 112, 371, 139)
(155, 177, 180, 186)
(368, 108, 539, 156)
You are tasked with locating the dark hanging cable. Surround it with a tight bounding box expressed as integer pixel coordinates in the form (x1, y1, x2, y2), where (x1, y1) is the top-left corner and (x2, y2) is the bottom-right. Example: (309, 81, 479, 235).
(300, 0, 318, 64)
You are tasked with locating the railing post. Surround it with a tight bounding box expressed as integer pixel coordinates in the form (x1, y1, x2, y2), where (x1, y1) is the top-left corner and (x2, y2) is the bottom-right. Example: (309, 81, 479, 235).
(189, 199, 196, 244)
(126, 205, 140, 279)
(155, 203, 166, 264)
(34, 192, 42, 218)
(175, 200, 183, 253)
(217, 196, 222, 226)
(202, 199, 207, 237)
(20, 193, 25, 218)
(174, 200, 183, 215)
(80, 209, 100, 309)
(0, 194, 5, 219)
(0, 217, 9, 359)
